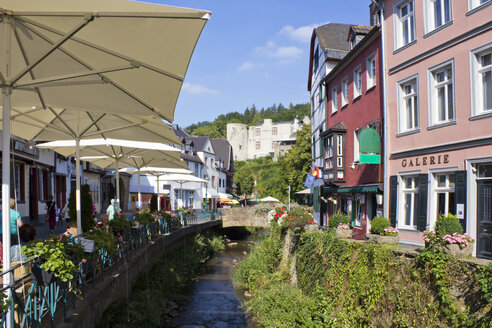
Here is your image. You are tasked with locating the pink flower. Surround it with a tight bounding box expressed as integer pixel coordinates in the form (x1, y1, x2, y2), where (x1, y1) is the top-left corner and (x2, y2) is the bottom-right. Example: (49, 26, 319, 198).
(82, 259, 87, 263)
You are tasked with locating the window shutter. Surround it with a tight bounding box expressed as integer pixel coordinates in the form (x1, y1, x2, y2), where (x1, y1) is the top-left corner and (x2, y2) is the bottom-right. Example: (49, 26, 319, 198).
(389, 175, 398, 227)
(455, 170, 467, 232)
(416, 174, 428, 231)
(319, 138, 324, 157)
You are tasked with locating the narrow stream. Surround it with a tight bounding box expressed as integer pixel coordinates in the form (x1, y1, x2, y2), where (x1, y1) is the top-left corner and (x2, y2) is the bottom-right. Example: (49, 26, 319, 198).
(171, 234, 258, 328)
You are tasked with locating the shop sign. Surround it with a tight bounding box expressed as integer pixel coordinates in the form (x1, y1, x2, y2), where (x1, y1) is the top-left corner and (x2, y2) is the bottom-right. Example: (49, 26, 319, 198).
(401, 154, 449, 168)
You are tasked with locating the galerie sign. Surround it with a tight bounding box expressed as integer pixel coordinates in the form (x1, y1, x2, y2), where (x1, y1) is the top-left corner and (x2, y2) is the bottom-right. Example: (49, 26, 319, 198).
(401, 154, 449, 168)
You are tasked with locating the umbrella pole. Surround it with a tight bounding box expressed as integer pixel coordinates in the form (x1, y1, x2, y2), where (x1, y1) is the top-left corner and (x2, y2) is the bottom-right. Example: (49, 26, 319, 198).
(180, 182, 183, 209)
(116, 159, 120, 213)
(137, 169, 141, 211)
(2, 87, 13, 328)
(76, 138, 82, 235)
(156, 175, 160, 211)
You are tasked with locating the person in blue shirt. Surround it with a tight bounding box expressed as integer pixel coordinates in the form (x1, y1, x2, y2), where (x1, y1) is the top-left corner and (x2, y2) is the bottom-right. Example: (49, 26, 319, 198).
(0, 198, 24, 246)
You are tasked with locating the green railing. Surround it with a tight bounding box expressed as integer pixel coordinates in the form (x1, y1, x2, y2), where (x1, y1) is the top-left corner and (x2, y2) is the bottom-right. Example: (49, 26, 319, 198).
(0, 210, 221, 327)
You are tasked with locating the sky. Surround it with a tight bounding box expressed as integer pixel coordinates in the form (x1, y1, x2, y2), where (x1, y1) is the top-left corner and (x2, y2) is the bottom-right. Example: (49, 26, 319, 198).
(149, 0, 372, 127)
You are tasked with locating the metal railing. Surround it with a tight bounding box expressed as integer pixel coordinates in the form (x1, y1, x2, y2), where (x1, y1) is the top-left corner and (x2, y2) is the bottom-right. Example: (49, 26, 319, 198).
(0, 209, 221, 327)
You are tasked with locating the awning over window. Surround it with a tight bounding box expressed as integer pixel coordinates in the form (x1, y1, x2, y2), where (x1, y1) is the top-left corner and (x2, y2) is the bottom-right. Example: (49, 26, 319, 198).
(359, 128, 381, 164)
(322, 184, 381, 195)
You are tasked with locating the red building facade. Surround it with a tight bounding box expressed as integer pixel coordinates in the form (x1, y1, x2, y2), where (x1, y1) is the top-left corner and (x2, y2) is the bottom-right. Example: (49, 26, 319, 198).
(321, 26, 384, 239)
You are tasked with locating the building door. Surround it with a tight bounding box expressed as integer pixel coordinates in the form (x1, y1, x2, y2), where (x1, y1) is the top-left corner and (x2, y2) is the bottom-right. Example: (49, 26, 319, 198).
(477, 180, 492, 259)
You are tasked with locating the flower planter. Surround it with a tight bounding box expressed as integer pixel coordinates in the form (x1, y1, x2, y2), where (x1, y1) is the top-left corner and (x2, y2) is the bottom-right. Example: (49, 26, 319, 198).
(367, 233, 399, 245)
(336, 228, 352, 239)
(31, 265, 56, 286)
(439, 243, 474, 257)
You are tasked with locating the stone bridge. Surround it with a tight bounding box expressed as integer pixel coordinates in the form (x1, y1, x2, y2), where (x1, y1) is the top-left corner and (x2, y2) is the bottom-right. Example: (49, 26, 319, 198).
(221, 208, 270, 228)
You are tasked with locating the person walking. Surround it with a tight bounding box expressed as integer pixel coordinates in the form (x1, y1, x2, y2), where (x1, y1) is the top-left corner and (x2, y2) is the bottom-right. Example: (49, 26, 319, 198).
(0, 198, 24, 246)
(106, 199, 116, 221)
(45, 196, 57, 233)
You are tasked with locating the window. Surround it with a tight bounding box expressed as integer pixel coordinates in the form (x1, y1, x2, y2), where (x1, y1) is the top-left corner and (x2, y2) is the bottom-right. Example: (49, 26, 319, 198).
(471, 44, 492, 116)
(366, 54, 377, 89)
(204, 157, 208, 165)
(341, 78, 349, 107)
(318, 84, 324, 103)
(212, 176, 216, 187)
(429, 62, 454, 126)
(314, 45, 319, 72)
(353, 130, 360, 163)
(255, 141, 260, 149)
(394, 0, 415, 49)
(353, 66, 362, 98)
(337, 135, 343, 156)
(312, 137, 316, 158)
(272, 127, 277, 135)
(194, 164, 199, 176)
(255, 128, 260, 136)
(211, 159, 214, 168)
(425, 0, 451, 32)
(400, 175, 418, 228)
(433, 173, 455, 219)
(219, 179, 221, 188)
(38, 168, 50, 201)
(469, 0, 491, 10)
(325, 136, 333, 170)
(0, 162, 25, 202)
(331, 87, 338, 113)
(398, 76, 419, 133)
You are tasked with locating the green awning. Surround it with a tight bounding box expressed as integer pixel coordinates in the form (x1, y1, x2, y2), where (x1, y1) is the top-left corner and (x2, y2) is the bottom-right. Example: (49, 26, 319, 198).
(322, 186, 379, 194)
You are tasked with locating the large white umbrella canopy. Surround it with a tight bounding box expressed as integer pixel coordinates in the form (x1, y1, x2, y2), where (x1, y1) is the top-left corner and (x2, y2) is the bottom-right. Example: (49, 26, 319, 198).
(37, 138, 183, 217)
(0, 0, 210, 121)
(120, 167, 193, 211)
(259, 196, 280, 203)
(0, 1, 209, 308)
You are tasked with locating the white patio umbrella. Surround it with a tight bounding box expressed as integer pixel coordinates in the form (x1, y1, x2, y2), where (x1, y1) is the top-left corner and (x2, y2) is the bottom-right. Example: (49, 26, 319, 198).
(0, 1, 210, 321)
(259, 196, 281, 203)
(160, 173, 208, 210)
(120, 167, 194, 211)
(37, 138, 183, 221)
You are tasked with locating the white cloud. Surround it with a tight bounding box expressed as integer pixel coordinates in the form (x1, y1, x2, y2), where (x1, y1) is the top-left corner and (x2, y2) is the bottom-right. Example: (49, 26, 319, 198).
(182, 82, 219, 95)
(279, 24, 317, 43)
(254, 41, 303, 62)
(237, 61, 256, 72)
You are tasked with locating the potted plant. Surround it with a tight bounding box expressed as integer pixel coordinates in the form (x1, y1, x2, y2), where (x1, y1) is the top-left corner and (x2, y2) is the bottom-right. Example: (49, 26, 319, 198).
(367, 217, 399, 244)
(329, 214, 351, 239)
(22, 236, 80, 286)
(336, 223, 352, 239)
(423, 214, 474, 257)
(83, 227, 117, 255)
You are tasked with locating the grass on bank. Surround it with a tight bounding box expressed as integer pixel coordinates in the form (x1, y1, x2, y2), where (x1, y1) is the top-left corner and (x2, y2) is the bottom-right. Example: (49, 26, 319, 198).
(100, 233, 225, 328)
(233, 226, 492, 328)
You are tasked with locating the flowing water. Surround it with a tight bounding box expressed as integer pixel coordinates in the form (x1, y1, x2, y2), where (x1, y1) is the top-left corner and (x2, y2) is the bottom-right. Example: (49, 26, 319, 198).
(171, 234, 259, 328)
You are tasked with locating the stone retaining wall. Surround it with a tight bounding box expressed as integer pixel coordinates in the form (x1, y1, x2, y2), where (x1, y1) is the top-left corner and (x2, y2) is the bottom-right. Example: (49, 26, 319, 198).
(58, 220, 222, 328)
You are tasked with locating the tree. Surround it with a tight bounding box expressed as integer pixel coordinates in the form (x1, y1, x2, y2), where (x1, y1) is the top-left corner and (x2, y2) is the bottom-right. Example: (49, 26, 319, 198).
(233, 161, 255, 197)
(278, 124, 312, 195)
(150, 194, 157, 212)
(68, 184, 95, 233)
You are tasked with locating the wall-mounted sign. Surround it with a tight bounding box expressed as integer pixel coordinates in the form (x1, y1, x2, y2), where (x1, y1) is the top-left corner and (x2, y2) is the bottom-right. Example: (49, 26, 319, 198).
(456, 203, 464, 219)
(359, 128, 381, 164)
(401, 154, 449, 168)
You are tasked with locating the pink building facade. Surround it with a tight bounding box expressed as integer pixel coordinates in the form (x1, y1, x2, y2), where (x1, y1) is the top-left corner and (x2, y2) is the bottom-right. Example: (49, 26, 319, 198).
(382, 0, 492, 258)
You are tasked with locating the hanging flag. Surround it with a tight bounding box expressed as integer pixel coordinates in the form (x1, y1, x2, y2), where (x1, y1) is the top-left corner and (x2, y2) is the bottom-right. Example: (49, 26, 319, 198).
(304, 174, 315, 188)
(311, 166, 322, 179)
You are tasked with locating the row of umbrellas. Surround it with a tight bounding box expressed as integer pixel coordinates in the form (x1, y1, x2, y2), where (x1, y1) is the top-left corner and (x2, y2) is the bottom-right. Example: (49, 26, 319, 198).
(0, 1, 211, 323)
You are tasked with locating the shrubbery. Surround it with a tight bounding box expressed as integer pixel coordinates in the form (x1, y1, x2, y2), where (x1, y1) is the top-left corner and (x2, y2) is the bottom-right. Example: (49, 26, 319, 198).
(370, 216, 391, 234)
(108, 214, 133, 235)
(434, 214, 463, 238)
(328, 213, 349, 229)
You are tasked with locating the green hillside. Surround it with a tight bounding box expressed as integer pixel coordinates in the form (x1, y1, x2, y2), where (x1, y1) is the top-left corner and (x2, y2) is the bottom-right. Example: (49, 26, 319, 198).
(184, 103, 310, 138)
